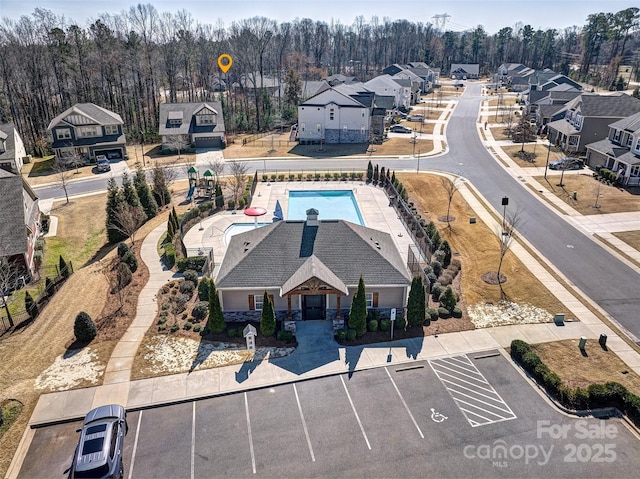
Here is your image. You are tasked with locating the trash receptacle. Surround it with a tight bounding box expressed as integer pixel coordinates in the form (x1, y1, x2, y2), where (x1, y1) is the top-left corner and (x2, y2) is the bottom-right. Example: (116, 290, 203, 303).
(599, 333, 607, 347)
(579, 337, 587, 350)
(573, 191, 577, 200)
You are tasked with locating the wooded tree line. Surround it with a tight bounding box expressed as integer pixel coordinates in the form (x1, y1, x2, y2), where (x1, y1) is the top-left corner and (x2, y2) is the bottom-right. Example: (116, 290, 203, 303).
(0, 4, 638, 153)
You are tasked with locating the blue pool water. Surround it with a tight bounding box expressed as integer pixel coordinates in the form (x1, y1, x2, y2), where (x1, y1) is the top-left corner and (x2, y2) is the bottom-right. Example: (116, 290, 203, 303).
(288, 190, 364, 225)
(224, 223, 270, 245)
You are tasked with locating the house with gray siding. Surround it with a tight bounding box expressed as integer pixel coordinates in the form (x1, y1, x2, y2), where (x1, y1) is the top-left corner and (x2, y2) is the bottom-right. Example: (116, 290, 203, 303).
(47, 103, 127, 162)
(215, 209, 412, 330)
(159, 102, 226, 149)
(585, 111, 640, 185)
(0, 123, 28, 174)
(546, 93, 640, 154)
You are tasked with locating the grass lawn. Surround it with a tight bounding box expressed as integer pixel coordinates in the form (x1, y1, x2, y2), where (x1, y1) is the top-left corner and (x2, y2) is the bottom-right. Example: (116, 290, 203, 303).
(502, 144, 566, 167)
(487, 97, 521, 107)
(397, 173, 566, 312)
(489, 126, 514, 141)
(533, 340, 640, 396)
(533, 174, 640, 215)
(22, 155, 103, 186)
(612, 231, 640, 253)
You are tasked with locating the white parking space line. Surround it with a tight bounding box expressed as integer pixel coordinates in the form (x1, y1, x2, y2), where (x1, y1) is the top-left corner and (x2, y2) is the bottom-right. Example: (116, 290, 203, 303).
(384, 367, 424, 439)
(244, 393, 257, 474)
(293, 384, 316, 462)
(429, 355, 517, 427)
(191, 402, 196, 479)
(340, 375, 372, 450)
(127, 411, 143, 479)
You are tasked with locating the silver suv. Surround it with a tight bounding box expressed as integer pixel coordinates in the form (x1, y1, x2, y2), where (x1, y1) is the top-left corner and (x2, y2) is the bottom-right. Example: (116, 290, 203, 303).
(70, 404, 127, 479)
(96, 155, 111, 172)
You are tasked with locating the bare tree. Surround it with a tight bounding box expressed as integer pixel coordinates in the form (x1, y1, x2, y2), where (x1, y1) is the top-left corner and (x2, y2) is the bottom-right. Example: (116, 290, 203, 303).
(228, 160, 250, 207)
(0, 258, 21, 328)
(107, 203, 147, 245)
(206, 157, 225, 184)
(495, 208, 524, 292)
(53, 158, 73, 204)
(440, 176, 462, 230)
(165, 134, 190, 160)
(151, 163, 178, 207)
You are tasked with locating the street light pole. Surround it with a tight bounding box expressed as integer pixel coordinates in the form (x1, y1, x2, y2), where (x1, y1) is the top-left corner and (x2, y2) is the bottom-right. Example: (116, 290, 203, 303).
(544, 140, 551, 179)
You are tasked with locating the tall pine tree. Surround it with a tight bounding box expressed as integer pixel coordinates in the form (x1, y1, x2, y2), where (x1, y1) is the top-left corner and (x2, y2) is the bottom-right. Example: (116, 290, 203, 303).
(260, 292, 276, 337)
(106, 178, 127, 243)
(349, 276, 367, 337)
(367, 161, 374, 182)
(407, 276, 426, 327)
(207, 278, 226, 334)
(134, 166, 158, 220)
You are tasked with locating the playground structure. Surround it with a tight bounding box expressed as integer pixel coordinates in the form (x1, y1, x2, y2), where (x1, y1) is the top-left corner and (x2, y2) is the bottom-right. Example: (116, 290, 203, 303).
(187, 166, 218, 202)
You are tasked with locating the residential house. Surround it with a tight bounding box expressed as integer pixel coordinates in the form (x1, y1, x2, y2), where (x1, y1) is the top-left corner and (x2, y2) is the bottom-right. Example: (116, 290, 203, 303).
(0, 123, 28, 174)
(528, 90, 582, 124)
(546, 93, 640, 154)
(364, 75, 411, 109)
(215, 209, 412, 327)
(159, 102, 226, 149)
(585, 112, 640, 185)
(384, 63, 437, 92)
(297, 87, 373, 144)
(450, 63, 479, 79)
(325, 74, 357, 87)
(47, 103, 127, 162)
(0, 168, 40, 277)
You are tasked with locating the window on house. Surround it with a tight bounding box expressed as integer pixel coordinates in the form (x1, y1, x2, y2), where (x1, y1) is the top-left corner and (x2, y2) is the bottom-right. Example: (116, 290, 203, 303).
(301, 123, 305, 132)
(254, 295, 263, 311)
(365, 293, 373, 308)
(635, 138, 640, 151)
(626, 135, 632, 147)
(104, 125, 119, 135)
(613, 130, 621, 143)
(631, 165, 640, 176)
(56, 128, 71, 140)
(317, 124, 321, 132)
(329, 108, 334, 121)
(78, 126, 100, 138)
(197, 114, 215, 125)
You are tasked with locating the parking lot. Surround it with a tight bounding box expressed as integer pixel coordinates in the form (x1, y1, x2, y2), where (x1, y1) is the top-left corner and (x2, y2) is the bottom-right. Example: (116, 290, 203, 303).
(18, 352, 640, 478)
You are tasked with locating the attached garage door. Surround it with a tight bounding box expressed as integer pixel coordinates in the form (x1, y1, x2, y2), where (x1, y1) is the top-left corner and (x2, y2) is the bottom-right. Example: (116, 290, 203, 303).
(195, 137, 222, 148)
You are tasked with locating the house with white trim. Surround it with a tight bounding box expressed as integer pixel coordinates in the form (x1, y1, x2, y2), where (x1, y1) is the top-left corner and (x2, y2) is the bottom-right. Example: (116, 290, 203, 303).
(159, 102, 226, 149)
(47, 103, 127, 162)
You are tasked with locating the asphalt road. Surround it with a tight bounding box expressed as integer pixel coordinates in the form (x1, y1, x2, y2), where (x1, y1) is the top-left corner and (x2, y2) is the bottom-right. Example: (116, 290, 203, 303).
(34, 83, 640, 342)
(18, 353, 639, 478)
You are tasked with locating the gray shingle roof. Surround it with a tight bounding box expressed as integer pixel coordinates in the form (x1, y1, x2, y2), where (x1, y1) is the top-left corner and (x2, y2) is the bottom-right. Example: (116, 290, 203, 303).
(609, 111, 640, 133)
(158, 102, 225, 136)
(216, 220, 411, 290)
(47, 103, 123, 130)
(569, 93, 640, 118)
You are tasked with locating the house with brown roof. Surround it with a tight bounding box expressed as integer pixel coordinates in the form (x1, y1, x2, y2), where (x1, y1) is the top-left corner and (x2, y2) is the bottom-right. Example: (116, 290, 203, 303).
(215, 209, 412, 329)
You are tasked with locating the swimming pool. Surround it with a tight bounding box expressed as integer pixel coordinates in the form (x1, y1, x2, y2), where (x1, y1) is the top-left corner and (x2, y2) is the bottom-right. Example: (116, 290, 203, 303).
(288, 190, 364, 225)
(223, 223, 270, 245)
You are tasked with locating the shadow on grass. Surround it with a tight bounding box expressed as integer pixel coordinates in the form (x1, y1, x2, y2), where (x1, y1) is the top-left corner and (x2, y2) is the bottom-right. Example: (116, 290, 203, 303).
(82, 242, 118, 268)
(287, 143, 370, 158)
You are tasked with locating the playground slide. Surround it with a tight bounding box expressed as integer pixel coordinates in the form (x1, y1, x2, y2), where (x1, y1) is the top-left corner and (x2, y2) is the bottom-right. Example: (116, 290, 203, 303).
(186, 184, 195, 201)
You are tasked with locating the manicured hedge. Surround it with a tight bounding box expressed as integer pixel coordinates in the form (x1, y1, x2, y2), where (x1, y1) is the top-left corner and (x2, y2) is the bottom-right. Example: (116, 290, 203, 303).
(177, 255, 206, 272)
(164, 244, 176, 268)
(510, 339, 640, 426)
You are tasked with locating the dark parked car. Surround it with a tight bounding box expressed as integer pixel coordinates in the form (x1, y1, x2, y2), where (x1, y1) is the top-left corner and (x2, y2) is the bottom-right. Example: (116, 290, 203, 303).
(389, 125, 412, 134)
(106, 151, 121, 160)
(96, 155, 111, 172)
(70, 404, 127, 479)
(549, 158, 584, 170)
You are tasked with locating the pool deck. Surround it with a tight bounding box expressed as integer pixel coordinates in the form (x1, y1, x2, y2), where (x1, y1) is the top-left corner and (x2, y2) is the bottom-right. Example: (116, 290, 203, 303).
(182, 181, 415, 280)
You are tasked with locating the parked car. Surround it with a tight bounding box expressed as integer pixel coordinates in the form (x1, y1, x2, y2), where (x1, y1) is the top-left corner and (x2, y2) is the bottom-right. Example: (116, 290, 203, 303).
(96, 155, 111, 172)
(389, 125, 412, 134)
(106, 151, 121, 160)
(407, 114, 424, 122)
(70, 404, 128, 479)
(549, 158, 584, 170)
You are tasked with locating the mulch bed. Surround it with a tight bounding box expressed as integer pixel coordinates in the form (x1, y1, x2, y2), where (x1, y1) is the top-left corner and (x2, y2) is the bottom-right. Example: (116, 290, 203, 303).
(481, 271, 506, 285)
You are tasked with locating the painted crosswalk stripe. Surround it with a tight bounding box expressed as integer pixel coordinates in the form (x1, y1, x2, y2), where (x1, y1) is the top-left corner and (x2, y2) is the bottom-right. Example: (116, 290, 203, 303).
(429, 355, 516, 427)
